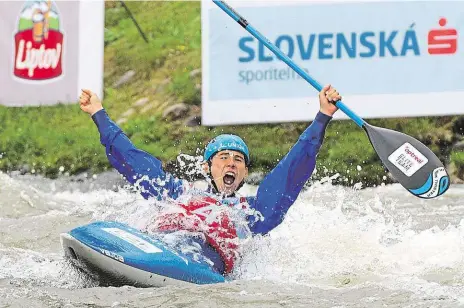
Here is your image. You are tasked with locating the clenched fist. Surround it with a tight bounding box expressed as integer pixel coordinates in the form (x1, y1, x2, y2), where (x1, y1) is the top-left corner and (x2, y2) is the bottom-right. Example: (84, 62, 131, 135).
(79, 89, 103, 116)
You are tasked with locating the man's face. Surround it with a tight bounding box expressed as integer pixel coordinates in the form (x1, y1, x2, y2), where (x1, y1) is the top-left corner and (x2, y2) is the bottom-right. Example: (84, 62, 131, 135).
(204, 150, 248, 196)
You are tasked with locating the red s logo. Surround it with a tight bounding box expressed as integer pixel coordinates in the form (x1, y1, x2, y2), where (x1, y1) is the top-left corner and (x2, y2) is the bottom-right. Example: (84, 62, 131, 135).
(428, 18, 458, 55)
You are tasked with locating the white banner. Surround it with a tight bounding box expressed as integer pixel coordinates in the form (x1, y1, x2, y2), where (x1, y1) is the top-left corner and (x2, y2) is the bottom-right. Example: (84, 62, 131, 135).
(201, 0, 464, 125)
(0, 0, 104, 106)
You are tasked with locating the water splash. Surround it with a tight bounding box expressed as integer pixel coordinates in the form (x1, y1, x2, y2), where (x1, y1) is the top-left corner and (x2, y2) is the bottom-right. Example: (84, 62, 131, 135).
(1, 170, 464, 304)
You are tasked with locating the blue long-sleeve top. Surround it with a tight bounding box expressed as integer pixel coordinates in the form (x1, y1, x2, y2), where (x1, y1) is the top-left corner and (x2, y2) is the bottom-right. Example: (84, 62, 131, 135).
(92, 109, 331, 236)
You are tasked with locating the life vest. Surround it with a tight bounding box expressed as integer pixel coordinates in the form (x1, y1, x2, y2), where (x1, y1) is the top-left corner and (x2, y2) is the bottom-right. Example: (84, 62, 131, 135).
(152, 195, 250, 274)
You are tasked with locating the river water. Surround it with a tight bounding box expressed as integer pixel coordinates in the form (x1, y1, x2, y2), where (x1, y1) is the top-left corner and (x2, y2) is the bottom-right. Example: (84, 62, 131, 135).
(1, 169, 464, 307)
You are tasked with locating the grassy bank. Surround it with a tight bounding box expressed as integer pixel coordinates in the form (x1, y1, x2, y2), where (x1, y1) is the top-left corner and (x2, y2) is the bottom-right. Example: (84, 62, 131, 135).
(1, 1, 463, 187)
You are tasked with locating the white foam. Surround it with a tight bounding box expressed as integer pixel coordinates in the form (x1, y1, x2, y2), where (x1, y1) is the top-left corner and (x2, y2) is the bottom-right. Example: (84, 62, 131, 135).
(2, 171, 464, 301)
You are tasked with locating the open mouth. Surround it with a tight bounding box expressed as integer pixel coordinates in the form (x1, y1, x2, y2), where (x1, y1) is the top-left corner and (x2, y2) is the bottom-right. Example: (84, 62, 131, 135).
(223, 172, 236, 186)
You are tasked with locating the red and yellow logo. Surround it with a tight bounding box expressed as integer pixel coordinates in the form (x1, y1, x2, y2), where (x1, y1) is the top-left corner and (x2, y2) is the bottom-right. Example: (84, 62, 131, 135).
(14, 0, 63, 80)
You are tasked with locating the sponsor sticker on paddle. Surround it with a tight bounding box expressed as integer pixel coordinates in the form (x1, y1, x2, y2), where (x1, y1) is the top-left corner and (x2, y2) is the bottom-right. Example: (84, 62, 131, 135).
(102, 228, 162, 254)
(388, 143, 428, 176)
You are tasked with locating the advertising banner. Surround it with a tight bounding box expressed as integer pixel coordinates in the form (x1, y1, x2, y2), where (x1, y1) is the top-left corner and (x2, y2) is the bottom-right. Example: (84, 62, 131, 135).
(202, 0, 463, 125)
(0, 0, 104, 106)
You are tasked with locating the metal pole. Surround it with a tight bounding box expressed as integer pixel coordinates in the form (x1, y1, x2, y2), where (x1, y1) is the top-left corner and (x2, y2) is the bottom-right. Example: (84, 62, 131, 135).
(119, 1, 149, 43)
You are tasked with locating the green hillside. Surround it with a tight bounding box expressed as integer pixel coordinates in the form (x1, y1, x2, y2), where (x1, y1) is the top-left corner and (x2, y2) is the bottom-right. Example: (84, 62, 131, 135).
(0, 1, 462, 188)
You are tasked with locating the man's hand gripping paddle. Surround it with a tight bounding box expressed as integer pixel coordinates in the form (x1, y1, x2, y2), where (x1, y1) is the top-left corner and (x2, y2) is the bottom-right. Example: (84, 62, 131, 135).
(213, 0, 450, 199)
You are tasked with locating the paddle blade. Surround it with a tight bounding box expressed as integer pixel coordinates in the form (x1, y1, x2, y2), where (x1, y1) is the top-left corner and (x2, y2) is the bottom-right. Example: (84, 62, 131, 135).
(364, 124, 450, 199)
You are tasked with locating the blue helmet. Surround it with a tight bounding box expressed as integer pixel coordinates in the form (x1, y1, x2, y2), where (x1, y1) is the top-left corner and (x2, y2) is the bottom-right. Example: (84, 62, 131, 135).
(204, 134, 250, 165)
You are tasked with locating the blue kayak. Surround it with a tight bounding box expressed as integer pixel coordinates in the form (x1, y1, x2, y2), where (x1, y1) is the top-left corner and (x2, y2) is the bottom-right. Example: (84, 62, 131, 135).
(60, 221, 226, 287)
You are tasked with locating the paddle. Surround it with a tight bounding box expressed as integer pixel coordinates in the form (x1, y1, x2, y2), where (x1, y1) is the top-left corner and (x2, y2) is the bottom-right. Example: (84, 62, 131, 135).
(213, 0, 450, 199)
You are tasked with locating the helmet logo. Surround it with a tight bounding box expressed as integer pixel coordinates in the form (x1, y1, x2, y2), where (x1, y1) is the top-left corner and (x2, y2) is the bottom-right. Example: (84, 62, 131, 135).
(204, 134, 250, 164)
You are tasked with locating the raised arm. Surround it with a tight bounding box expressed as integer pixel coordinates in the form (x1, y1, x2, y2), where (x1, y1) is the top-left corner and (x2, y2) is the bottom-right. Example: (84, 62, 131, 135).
(248, 85, 340, 235)
(79, 89, 186, 200)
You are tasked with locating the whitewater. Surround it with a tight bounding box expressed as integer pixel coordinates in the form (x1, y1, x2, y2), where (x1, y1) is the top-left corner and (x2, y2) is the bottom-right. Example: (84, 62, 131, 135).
(1, 166, 464, 308)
